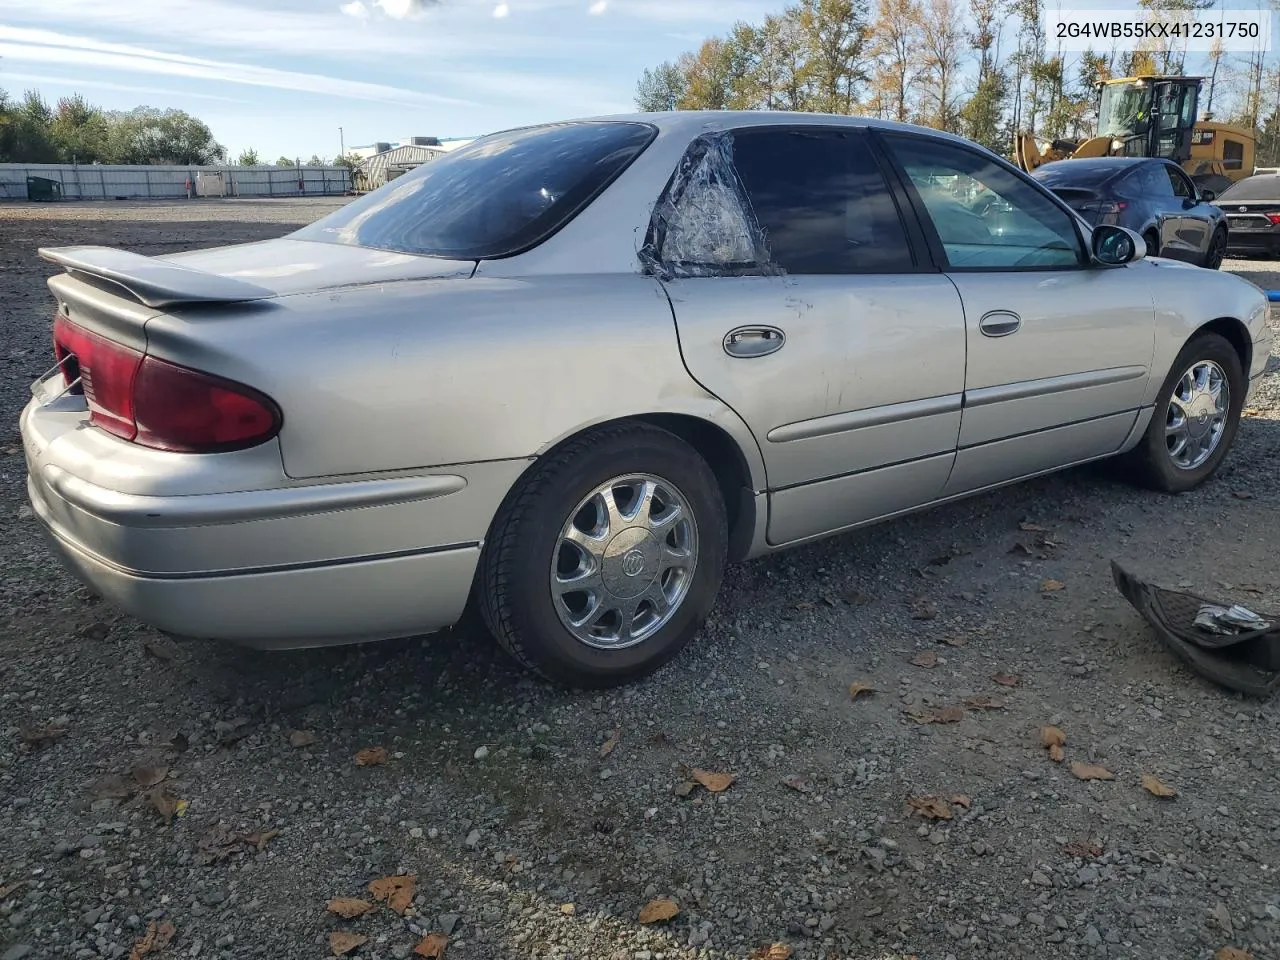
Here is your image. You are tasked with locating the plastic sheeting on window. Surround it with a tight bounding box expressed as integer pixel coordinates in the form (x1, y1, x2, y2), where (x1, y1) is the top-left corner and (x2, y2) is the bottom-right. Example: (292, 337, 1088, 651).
(638, 131, 781, 280)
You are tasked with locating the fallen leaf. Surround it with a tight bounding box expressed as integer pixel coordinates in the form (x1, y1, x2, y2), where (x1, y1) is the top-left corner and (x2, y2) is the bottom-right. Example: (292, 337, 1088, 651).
(1243, 406, 1262, 417)
(1008, 542, 1033, 557)
(18, 724, 68, 747)
(692, 769, 736, 793)
(91, 774, 135, 800)
(148, 785, 181, 822)
(782, 774, 812, 793)
(638, 898, 680, 924)
(599, 732, 620, 758)
(1040, 726, 1067, 748)
(1215, 948, 1254, 960)
(1063, 839, 1103, 859)
(906, 795, 953, 820)
(288, 730, 317, 748)
(0, 882, 25, 900)
(1049, 744, 1065, 763)
(560, 903, 576, 915)
(962, 695, 1007, 710)
(131, 766, 169, 789)
(794, 601, 814, 611)
(330, 931, 368, 956)
(128, 920, 175, 960)
(1232, 491, 1254, 500)
(1040, 579, 1065, 592)
(951, 793, 972, 809)
(940, 635, 968, 647)
(910, 650, 939, 668)
(910, 602, 938, 620)
(327, 898, 375, 919)
(674, 780, 697, 798)
(992, 672, 1020, 687)
(748, 944, 794, 960)
(1141, 774, 1177, 798)
(848, 681, 876, 700)
(368, 874, 416, 915)
(904, 705, 965, 724)
(1070, 761, 1115, 782)
(1019, 521, 1049, 532)
(142, 640, 175, 661)
(414, 933, 448, 958)
(354, 746, 389, 767)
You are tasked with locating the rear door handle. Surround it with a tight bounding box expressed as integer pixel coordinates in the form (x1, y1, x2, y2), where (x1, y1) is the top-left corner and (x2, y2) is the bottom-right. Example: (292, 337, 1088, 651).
(723, 326, 786, 358)
(979, 310, 1021, 338)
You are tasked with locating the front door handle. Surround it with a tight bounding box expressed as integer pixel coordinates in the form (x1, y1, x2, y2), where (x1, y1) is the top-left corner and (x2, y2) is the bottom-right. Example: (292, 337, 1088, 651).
(723, 326, 786, 358)
(979, 310, 1021, 338)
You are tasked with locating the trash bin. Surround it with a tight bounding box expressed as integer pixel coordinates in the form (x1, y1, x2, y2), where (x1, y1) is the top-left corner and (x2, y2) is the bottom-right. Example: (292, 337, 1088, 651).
(26, 177, 63, 202)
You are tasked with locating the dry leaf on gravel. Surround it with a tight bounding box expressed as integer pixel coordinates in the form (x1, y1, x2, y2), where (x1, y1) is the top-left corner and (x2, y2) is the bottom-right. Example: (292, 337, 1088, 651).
(1232, 491, 1254, 500)
(962, 695, 1007, 710)
(992, 672, 1020, 686)
(148, 785, 181, 822)
(1070, 762, 1115, 781)
(288, 730, 317, 748)
(1008, 542, 1033, 557)
(354, 746, 389, 767)
(327, 898, 375, 919)
(128, 920, 175, 960)
(674, 780, 697, 798)
(131, 766, 169, 789)
(0, 882, 25, 901)
(1040, 726, 1067, 748)
(692, 769, 736, 793)
(940, 635, 968, 647)
(414, 933, 449, 958)
(906, 795, 953, 820)
(599, 732, 620, 758)
(1064, 839, 1103, 859)
(910, 650, 939, 668)
(638, 898, 680, 924)
(368, 874, 416, 915)
(748, 944, 794, 960)
(1019, 521, 1049, 532)
(1040, 579, 1065, 592)
(198, 825, 280, 864)
(951, 794, 972, 809)
(329, 931, 368, 956)
(142, 640, 175, 661)
(91, 774, 135, 800)
(1141, 774, 1177, 798)
(904, 705, 965, 724)
(848, 681, 876, 700)
(18, 724, 68, 748)
(1215, 948, 1253, 960)
(1049, 744, 1065, 763)
(910, 602, 938, 620)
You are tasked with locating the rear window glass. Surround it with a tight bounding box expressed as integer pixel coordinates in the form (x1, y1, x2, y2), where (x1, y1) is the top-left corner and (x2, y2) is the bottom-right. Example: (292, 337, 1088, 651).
(1032, 164, 1121, 188)
(293, 121, 657, 259)
(1217, 175, 1280, 201)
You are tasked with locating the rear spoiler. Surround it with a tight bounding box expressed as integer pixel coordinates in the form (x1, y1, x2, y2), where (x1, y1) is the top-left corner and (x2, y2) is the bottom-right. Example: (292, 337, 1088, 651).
(39, 245, 274, 309)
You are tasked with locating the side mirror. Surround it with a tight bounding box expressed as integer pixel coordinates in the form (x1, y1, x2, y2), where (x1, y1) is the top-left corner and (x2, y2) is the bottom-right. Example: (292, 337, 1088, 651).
(1201, 189, 1217, 202)
(1091, 225, 1147, 265)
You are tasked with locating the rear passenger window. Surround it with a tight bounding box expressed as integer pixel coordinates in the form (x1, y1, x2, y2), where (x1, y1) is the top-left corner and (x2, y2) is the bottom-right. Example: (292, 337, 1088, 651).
(731, 129, 916, 274)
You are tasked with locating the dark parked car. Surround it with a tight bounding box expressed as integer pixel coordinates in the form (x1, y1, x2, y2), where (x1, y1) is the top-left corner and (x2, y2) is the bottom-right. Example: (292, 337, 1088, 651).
(1213, 174, 1280, 258)
(1032, 157, 1227, 269)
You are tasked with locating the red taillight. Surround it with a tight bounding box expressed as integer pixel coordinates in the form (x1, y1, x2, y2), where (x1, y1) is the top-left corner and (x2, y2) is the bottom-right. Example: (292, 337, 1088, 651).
(1080, 200, 1126, 214)
(52, 314, 281, 453)
(1266, 213, 1280, 225)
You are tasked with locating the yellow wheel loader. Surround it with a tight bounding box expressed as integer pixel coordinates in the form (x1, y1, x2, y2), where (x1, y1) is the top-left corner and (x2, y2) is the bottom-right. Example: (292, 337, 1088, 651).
(1014, 75, 1256, 194)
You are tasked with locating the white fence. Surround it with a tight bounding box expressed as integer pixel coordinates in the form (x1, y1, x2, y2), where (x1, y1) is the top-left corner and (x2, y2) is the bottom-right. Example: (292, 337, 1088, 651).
(0, 163, 352, 201)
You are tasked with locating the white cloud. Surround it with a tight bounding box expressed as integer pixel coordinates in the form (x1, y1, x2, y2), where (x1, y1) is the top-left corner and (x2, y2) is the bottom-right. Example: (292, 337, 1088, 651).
(493, 3, 510, 17)
(339, 1, 370, 19)
(0, 26, 476, 107)
(589, 0, 607, 12)
(0, 71, 249, 103)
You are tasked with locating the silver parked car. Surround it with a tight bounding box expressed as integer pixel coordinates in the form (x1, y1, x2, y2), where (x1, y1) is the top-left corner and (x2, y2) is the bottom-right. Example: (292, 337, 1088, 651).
(21, 111, 1274, 688)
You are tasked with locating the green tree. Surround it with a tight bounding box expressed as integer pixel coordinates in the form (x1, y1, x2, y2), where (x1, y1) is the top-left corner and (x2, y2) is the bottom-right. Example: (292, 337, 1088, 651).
(275, 155, 296, 167)
(108, 107, 225, 164)
(636, 60, 688, 111)
(869, 0, 922, 121)
(305, 153, 325, 166)
(11, 90, 59, 163)
(914, 0, 967, 130)
(50, 95, 111, 163)
(236, 147, 261, 165)
(797, 0, 872, 113)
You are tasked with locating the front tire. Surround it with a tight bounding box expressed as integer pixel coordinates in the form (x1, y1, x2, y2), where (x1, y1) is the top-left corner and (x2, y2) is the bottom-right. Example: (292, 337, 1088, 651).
(1144, 230, 1161, 258)
(1204, 227, 1227, 269)
(477, 422, 727, 688)
(1119, 332, 1244, 492)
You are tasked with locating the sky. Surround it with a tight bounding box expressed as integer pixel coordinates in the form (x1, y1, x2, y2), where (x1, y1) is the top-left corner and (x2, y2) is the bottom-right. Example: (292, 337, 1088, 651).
(0, 0, 780, 160)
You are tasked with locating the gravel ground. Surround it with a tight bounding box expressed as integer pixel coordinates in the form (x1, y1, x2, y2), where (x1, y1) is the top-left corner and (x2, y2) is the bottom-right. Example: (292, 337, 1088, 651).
(1, 199, 1279, 960)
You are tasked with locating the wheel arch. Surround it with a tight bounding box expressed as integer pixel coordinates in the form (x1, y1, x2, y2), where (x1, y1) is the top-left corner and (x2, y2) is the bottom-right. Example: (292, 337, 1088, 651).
(1194, 316, 1252, 377)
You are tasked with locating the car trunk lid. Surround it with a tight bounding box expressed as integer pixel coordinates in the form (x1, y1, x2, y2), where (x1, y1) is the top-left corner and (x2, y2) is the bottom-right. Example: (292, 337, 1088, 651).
(1220, 200, 1280, 232)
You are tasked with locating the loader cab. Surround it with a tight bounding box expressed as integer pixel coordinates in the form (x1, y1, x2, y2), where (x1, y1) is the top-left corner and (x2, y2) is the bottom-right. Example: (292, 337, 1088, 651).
(1097, 76, 1200, 163)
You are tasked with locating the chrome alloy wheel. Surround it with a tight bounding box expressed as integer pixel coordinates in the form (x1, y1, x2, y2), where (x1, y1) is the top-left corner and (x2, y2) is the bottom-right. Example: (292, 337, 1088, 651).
(550, 474, 698, 650)
(1165, 359, 1229, 470)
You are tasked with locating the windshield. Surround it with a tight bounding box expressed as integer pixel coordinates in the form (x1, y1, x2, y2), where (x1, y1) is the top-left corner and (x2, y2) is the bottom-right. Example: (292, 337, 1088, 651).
(1098, 83, 1151, 139)
(293, 120, 657, 260)
(1217, 175, 1280, 201)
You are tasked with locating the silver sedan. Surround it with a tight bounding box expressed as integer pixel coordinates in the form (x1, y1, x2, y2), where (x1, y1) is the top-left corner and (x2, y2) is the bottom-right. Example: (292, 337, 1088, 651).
(20, 111, 1274, 688)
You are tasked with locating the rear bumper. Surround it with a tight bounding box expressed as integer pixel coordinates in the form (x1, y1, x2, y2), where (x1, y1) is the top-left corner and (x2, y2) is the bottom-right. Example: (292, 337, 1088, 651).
(1225, 232, 1280, 256)
(21, 397, 527, 648)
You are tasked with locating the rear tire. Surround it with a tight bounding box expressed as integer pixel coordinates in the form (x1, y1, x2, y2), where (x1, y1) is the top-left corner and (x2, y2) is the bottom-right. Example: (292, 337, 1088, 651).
(477, 422, 727, 688)
(1117, 332, 1244, 492)
(1144, 230, 1161, 258)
